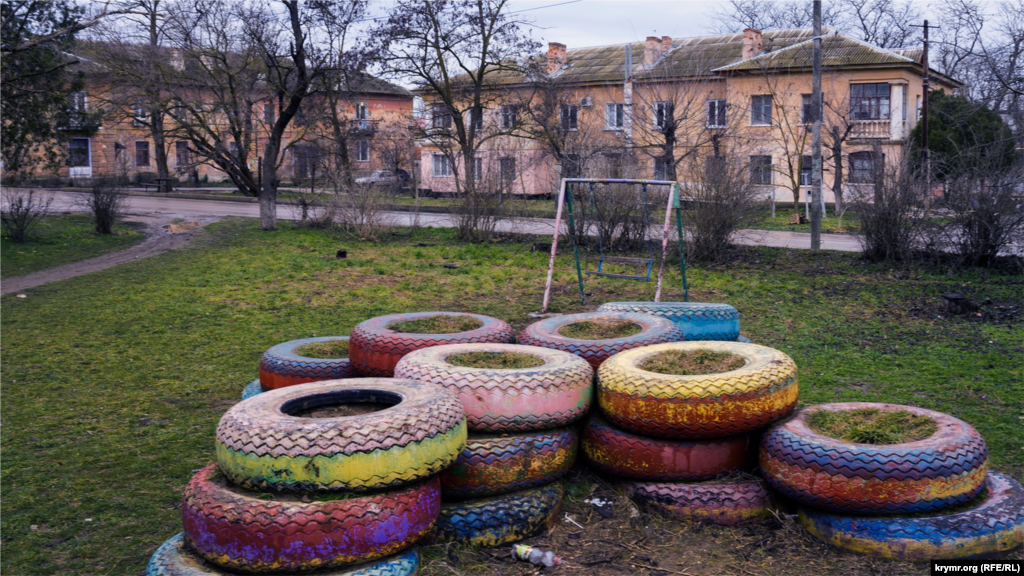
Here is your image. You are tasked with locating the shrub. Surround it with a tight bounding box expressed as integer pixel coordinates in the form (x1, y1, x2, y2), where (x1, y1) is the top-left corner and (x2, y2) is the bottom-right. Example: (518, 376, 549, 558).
(850, 148, 932, 264)
(79, 182, 126, 235)
(1, 189, 53, 242)
(677, 155, 763, 263)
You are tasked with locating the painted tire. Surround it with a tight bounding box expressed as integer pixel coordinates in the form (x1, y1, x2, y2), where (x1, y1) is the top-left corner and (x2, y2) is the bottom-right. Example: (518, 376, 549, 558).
(216, 379, 467, 492)
(241, 379, 263, 400)
(597, 302, 740, 341)
(622, 477, 773, 526)
(434, 482, 564, 546)
(394, 343, 593, 432)
(258, 337, 357, 390)
(440, 428, 577, 499)
(348, 312, 515, 377)
(582, 414, 757, 481)
(799, 472, 1024, 560)
(147, 533, 420, 576)
(182, 464, 438, 572)
(598, 341, 798, 438)
(760, 402, 988, 514)
(518, 312, 685, 369)
(736, 336, 752, 343)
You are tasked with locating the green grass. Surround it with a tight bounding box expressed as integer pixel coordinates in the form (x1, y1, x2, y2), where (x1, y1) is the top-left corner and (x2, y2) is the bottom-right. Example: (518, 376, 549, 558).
(447, 351, 545, 369)
(559, 319, 643, 339)
(1, 217, 1021, 576)
(639, 349, 746, 375)
(389, 315, 483, 334)
(292, 339, 349, 359)
(1, 214, 146, 277)
(751, 206, 860, 234)
(807, 407, 939, 444)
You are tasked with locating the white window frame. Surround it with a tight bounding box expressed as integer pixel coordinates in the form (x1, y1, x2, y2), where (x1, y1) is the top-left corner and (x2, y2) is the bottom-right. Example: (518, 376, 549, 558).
(707, 99, 726, 128)
(470, 106, 484, 131)
(605, 102, 624, 130)
(431, 104, 452, 130)
(653, 101, 672, 130)
(750, 95, 773, 125)
(356, 140, 370, 162)
(473, 157, 483, 181)
(133, 101, 147, 126)
(355, 102, 368, 120)
(560, 104, 578, 131)
(748, 155, 773, 185)
(432, 153, 452, 178)
(500, 105, 519, 130)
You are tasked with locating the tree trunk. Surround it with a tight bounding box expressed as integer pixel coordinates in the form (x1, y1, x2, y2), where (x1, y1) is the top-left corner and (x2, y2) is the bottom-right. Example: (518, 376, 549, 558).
(152, 111, 170, 181)
(261, 139, 280, 231)
(831, 137, 844, 214)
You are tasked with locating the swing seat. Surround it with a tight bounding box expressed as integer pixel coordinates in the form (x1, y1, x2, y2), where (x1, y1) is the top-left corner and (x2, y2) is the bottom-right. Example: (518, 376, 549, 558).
(586, 256, 654, 281)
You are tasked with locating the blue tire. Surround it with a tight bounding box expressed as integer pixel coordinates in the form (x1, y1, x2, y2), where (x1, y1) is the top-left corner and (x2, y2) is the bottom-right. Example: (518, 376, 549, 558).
(240, 379, 263, 400)
(597, 302, 740, 341)
(146, 533, 419, 575)
(434, 482, 563, 546)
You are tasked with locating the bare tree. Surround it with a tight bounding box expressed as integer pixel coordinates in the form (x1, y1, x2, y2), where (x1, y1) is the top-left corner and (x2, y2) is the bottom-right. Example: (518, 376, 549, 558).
(678, 153, 763, 263)
(851, 145, 932, 263)
(1, 189, 53, 242)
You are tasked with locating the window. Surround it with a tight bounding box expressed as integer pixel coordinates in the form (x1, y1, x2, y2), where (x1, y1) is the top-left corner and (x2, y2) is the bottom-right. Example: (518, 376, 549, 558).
(470, 106, 484, 131)
(802, 94, 823, 124)
(356, 140, 369, 162)
(850, 83, 890, 120)
(605, 153, 623, 178)
(800, 155, 813, 186)
(69, 91, 87, 112)
(750, 95, 772, 125)
(135, 141, 150, 166)
(432, 154, 452, 177)
(849, 151, 878, 183)
(605, 103, 624, 130)
(473, 157, 483, 181)
(560, 104, 578, 131)
(562, 153, 581, 178)
(264, 103, 275, 125)
(749, 155, 772, 184)
(230, 141, 240, 158)
(500, 157, 516, 183)
(68, 138, 90, 166)
(355, 102, 368, 120)
(654, 157, 670, 181)
(175, 141, 190, 166)
(133, 101, 147, 126)
(653, 101, 673, 130)
(293, 144, 320, 179)
(431, 104, 451, 129)
(707, 99, 726, 128)
(705, 155, 726, 180)
(500, 105, 519, 130)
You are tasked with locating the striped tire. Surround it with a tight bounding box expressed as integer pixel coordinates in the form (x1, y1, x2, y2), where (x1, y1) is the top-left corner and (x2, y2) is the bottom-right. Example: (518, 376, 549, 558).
(799, 472, 1024, 560)
(434, 482, 564, 546)
(760, 402, 988, 514)
(598, 341, 798, 438)
(216, 379, 467, 492)
(622, 476, 773, 526)
(182, 464, 438, 572)
(597, 302, 740, 341)
(147, 533, 420, 576)
(582, 414, 757, 480)
(241, 379, 262, 400)
(440, 428, 577, 499)
(394, 343, 593, 432)
(518, 312, 685, 369)
(349, 312, 515, 377)
(258, 337, 356, 390)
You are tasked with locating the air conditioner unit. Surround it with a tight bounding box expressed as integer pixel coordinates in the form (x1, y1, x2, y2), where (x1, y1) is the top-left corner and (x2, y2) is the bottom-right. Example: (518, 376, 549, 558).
(580, 97, 593, 108)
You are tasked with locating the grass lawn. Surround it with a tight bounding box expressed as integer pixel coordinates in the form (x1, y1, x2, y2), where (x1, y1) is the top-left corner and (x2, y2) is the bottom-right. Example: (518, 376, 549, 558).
(1, 217, 1020, 576)
(1, 214, 146, 278)
(753, 205, 860, 234)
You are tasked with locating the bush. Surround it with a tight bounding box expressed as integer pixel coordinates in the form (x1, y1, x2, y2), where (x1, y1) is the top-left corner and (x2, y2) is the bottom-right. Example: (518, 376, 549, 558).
(332, 183, 390, 239)
(79, 182, 126, 235)
(932, 167, 1024, 268)
(1, 189, 53, 242)
(677, 156, 763, 263)
(849, 149, 931, 264)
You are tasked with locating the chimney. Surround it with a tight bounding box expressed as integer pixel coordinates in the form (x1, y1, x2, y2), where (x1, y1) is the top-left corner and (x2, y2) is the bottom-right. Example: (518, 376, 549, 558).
(548, 42, 566, 74)
(644, 36, 662, 66)
(662, 36, 672, 50)
(742, 28, 763, 59)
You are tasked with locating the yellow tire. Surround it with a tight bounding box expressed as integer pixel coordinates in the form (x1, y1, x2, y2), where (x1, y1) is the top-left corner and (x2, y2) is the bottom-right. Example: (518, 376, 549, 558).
(597, 341, 798, 439)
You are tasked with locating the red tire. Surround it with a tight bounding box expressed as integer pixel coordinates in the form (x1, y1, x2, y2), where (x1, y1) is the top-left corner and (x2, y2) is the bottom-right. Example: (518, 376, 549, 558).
(258, 336, 356, 390)
(394, 343, 593, 432)
(517, 312, 684, 369)
(349, 312, 515, 377)
(582, 414, 757, 481)
(182, 464, 439, 572)
(440, 428, 578, 499)
(622, 476, 773, 526)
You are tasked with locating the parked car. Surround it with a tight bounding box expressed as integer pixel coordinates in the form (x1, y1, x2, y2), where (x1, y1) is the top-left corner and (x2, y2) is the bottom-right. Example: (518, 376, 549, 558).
(354, 169, 412, 192)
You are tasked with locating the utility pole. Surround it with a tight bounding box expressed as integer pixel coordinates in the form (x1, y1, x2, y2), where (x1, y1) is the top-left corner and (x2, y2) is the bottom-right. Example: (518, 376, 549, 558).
(911, 20, 935, 191)
(810, 0, 823, 251)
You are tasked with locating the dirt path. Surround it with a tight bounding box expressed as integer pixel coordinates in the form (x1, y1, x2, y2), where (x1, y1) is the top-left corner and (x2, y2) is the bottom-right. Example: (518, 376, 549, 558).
(0, 213, 218, 296)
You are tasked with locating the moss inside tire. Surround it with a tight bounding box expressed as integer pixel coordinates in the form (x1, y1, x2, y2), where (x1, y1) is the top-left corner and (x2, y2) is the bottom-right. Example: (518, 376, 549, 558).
(216, 379, 467, 492)
(597, 302, 740, 341)
(518, 312, 685, 369)
(349, 312, 516, 377)
(434, 482, 564, 546)
(760, 402, 988, 514)
(799, 472, 1024, 561)
(258, 336, 357, 390)
(598, 341, 798, 438)
(622, 476, 773, 526)
(582, 414, 757, 480)
(440, 428, 577, 499)
(146, 533, 420, 576)
(394, 343, 593, 432)
(182, 464, 439, 572)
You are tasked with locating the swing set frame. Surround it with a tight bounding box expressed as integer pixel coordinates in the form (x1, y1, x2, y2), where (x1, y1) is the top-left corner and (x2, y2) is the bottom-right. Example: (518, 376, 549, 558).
(541, 178, 690, 313)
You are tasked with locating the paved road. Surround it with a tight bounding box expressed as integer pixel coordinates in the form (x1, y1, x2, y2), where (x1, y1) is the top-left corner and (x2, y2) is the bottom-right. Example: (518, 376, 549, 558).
(41, 191, 864, 252)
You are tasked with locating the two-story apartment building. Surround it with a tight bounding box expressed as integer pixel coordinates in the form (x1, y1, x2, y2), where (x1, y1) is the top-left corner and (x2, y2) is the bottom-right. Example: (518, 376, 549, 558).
(417, 28, 960, 204)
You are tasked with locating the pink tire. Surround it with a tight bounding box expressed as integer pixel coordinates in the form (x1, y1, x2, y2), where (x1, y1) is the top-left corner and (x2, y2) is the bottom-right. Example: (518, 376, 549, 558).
(394, 343, 593, 432)
(622, 476, 773, 526)
(517, 312, 684, 369)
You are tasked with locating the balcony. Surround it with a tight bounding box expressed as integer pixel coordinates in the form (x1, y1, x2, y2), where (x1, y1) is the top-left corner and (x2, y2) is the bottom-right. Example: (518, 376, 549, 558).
(850, 119, 891, 140)
(56, 111, 102, 132)
(348, 119, 380, 136)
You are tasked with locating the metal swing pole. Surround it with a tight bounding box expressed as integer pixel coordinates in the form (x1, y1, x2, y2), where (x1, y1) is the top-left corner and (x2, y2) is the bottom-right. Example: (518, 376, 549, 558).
(654, 181, 677, 302)
(566, 185, 586, 304)
(675, 183, 690, 302)
(541, 179, 568, 313)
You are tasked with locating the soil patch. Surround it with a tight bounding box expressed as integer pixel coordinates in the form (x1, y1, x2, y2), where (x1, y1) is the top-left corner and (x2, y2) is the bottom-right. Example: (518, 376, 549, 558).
(292, 402, 392, 418)
(807, 408, 937, 444)
(294, 339, 349, 359)
(390, 315, 483, 334)
(640, 350, 746, 375)
(447, 351, 545, 369)
(559, 319, 641, 340)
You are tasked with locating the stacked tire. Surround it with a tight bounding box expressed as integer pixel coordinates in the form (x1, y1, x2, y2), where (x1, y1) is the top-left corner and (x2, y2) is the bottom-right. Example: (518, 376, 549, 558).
(148, 379, 467, 575)
(760, 402, 1024, 560)
(585, 341, 800, 526)
(395, 343, 593, 545)
(242, 336, 358, 399)
(596, 302, 742, 342)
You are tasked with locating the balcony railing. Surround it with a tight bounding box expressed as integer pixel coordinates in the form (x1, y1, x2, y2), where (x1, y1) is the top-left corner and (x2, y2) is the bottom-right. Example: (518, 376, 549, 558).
(348, 119, 380, 135)
(850, 119, 890, 139)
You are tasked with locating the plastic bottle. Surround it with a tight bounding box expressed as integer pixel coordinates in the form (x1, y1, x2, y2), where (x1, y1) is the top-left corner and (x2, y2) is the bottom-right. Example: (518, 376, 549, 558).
(512, 544, 561, 567)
